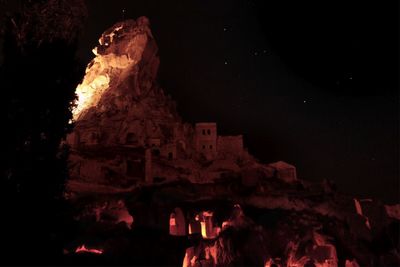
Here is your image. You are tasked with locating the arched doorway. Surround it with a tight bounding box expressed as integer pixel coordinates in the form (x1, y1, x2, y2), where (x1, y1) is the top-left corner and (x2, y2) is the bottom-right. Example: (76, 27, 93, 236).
(169, 207, 186, 236)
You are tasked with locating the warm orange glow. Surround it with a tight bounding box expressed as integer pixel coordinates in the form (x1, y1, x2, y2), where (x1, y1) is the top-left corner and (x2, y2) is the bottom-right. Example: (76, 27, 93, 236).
(72, 22, 149, 120)
(200, 211, 217, 239)
(200, 221, 207, 238)
(75, 244, 103, 255)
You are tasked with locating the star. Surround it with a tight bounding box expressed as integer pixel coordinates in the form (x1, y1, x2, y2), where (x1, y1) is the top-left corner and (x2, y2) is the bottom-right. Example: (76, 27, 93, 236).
(121, 8, 126, 19)
(224, 61, 228, 65)
(223, 27, 227, 32)
(254, 51, 258, 56)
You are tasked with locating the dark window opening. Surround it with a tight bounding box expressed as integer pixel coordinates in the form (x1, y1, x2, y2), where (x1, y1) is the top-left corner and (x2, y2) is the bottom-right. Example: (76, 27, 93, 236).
(126, 133, 138, 144)
(207, 129, 211, 135)
(209, 145, 213, 149)
(202, 145, 206, 149)
(168, 152, 173, 160)
(202, 129, 206, 135)
(126, 160, 144, 177)
(154, 177, 166, 183)
(152, 149, 160, 156)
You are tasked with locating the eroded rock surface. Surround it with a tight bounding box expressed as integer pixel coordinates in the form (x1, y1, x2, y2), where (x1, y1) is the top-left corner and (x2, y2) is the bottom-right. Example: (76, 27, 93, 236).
(64, 17, 399, 267)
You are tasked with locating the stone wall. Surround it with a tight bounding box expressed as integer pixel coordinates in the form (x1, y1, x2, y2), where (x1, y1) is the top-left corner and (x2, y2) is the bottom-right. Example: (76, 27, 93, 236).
(217, 135, 243, 157)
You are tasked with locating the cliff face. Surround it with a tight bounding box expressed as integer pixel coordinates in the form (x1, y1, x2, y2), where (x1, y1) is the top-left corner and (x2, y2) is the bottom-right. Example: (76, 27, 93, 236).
(67, 17, 280, 188)
(64, 17, 400, 267)
(71, 17, 186, 147)
(67, 17, 201, 186)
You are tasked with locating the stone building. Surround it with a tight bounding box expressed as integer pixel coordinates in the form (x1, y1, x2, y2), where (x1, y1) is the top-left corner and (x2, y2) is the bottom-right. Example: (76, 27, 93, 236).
(195, 123, 217, 160)
(194, 122, 244, 161)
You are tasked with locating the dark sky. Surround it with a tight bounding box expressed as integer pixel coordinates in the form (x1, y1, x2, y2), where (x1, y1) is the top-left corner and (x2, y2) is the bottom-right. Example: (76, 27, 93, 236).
(78, 0, 398, 203)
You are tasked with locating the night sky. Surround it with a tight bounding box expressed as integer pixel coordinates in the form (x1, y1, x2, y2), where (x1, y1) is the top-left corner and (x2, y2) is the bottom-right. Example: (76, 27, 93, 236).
(78, 1, 397, 203)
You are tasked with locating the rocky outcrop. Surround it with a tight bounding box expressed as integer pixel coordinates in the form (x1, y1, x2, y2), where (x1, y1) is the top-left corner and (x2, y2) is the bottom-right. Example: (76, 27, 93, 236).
(71, 17, 187, 145)
(67, 17, 199, 187)
(66, 17, 290, 190)
(65, 176, 399, 266)
(64, 17, 399, 266)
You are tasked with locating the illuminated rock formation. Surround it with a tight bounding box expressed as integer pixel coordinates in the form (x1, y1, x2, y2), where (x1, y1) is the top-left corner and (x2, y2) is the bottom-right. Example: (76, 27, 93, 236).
(72, 17, 158, 120)
(67, 17, 196, 186)
(66, 17, 299, 189)
(70, 17, 182, 146)
(64, 17, 399, 267)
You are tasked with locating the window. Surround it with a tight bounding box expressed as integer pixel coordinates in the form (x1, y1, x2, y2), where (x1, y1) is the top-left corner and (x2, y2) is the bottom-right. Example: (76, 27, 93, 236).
(209, 145, 213, 149)
(202, 129, 206, 135)
(207, 129, 211, 135)
(202, 145, 206, 149)
(126, 133, 138, 144)
(152, 149, 160, 156)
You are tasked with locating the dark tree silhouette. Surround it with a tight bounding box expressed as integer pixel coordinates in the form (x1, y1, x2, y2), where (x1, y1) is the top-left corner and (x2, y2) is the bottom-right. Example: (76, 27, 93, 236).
(0, 0, 86, 264)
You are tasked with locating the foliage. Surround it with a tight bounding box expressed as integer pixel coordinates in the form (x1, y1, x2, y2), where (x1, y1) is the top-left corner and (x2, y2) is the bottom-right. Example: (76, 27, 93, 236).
(1, 0, 87, 47)
(0, 0, 86, 263)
